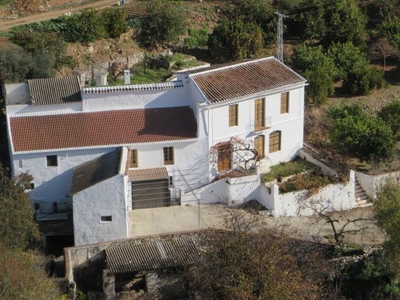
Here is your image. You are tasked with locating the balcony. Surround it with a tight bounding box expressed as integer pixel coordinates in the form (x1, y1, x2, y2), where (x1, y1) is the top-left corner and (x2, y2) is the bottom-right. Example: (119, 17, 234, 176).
(247, 116, 272, 132)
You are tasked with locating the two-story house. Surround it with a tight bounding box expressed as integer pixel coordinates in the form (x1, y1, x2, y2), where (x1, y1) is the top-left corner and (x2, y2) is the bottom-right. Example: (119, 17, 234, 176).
(4, 57, 306, 245)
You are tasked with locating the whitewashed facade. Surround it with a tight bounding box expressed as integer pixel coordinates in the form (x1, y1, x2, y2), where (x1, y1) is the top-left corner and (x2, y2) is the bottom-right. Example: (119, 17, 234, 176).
(5, 57, 307, 245)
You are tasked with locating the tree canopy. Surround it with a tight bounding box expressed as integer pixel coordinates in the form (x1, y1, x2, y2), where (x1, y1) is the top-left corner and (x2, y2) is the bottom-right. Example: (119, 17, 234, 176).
(0, 166, 39, 250)
(328, 105, 395, 162)
(208, 18, 264, 62)
(139, 0, 187, 49)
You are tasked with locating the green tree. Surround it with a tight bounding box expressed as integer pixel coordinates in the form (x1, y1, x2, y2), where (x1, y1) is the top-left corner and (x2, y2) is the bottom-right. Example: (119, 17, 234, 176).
(0, 166, 39, 249)
(378, 100, 400, 139)
(11, 30, 76, 70)
(327, 42, 368, 81)
(0, 44, 32, 83)
(329, 106, 395, 162)
(375, 181, 400, 280)
(230, 0, 275, 43)
(284, 0, 327, 41)
(380, 16, 400, 49)
(321, 0, 367, 47)
(0, 243, 61, 300)
(342, 66, 385, 95)
(101, 7, 128, 39)
(208, 18, 264, 62)
(291, 45, 336, 104)
(63, 9, 105, 43)
(139, 0, 187, 49)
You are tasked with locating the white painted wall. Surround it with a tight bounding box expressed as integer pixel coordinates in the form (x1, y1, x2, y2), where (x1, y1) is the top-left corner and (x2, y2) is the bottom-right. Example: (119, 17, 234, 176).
(260, 171, 356, 217)
(181, 173, 260, 205)
(73, 174, 128, 246)
(81, 86, 188, 111)
(208, 87, 304, 144)
(128, 139, 209, 193)
(355, 170, 400, 199)
(6, 103, 82, 116)
(12, 147, 117, 213)
(3, 83, 30, 105)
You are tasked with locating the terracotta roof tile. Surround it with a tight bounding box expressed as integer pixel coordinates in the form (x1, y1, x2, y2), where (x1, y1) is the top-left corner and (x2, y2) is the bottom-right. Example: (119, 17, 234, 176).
(9, 106, 197, 153)
(190, 57, 306, 103)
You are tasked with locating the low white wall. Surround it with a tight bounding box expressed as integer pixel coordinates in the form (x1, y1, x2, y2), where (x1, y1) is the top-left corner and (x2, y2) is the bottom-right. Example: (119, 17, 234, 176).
(181, 173, 260, 205)
(261, 170, 355, 217)
(299, 148, 338, 177)
(356, 170, 400, 200)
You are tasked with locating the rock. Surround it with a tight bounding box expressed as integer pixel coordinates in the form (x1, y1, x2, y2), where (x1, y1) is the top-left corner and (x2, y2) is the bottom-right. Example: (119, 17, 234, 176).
(87, 46, 94, 54)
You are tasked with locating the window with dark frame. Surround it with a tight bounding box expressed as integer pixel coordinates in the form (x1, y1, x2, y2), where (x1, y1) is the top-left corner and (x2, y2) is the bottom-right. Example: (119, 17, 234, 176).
(130, 149, 138, 168)
(229, 104, 238, 127)
(163, 147, 174, 165)
(280, 92, 289, 114)
(30, 183, 35, 189)
(101, 216, 112, 222)
(46, 155, 58, 167)
(269, 131, 281, 153)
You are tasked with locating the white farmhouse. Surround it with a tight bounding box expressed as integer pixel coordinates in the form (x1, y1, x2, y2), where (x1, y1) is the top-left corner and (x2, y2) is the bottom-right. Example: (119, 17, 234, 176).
(4, 57, 307, 246)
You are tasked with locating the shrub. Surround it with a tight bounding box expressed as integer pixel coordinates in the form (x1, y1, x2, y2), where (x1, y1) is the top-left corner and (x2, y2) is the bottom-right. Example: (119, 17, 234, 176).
(330, 111, 395, 162)
(184, 28, 209, 49)
(342, 66, 385, 95)
(101, 7, 128, 39)
(378, 100, 400, 139)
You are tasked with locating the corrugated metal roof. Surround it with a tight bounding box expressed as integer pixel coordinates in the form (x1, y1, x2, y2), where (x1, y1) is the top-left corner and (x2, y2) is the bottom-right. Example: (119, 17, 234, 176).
(105, 237, 201, 273)
(9, 106, 197, 153)
(70, 148, 122, 195)
(82, 81, 184, 94)
(190, 57, 306, 103)
(129, 167, 169, 182)
(28, 76, 82, 105)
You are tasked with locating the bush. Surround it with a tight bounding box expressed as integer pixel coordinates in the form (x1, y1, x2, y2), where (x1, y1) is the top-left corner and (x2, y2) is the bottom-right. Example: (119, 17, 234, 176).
(329, 107, 395, 162)
(208, 18, 264, 62)
(101, 7, 128, 39)
(61, 9, 105, 43)
(378, 100, 400, 139)
(184, 28, 209, 49)
(139, 0, 187, 49)
(342, 66, 385, 95)
(291, 45, 336, 104)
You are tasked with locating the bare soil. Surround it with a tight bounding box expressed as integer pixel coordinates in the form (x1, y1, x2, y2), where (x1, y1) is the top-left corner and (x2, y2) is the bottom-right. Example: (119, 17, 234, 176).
(0, 0, 125, 31)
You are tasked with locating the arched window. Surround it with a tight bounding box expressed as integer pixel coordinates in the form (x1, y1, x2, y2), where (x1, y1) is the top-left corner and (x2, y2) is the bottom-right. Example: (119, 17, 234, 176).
(254, 135, 265, 159)
(269, 131, 281, 153)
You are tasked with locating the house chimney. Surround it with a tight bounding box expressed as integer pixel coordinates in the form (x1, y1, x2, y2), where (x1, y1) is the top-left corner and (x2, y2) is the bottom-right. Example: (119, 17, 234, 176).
(124, 70, 131, 85)
(95, 73, 107, 86)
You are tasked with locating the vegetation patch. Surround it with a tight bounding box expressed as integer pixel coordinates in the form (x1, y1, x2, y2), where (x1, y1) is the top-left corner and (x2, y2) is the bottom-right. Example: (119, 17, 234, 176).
(261, 158, 316, 183)
(278, 170, 333, 194)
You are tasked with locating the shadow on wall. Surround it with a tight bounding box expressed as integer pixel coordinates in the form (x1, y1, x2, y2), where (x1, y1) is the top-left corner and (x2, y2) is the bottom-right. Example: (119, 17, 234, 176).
(29, 168, 73, 214)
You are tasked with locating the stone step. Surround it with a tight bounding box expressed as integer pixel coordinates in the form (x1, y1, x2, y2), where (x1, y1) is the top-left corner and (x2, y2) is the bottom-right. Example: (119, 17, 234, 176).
(355, 202, 373, 208)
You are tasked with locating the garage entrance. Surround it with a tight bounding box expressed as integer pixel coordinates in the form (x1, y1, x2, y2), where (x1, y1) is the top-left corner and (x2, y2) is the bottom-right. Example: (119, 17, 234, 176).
(129, 168, 171, 210)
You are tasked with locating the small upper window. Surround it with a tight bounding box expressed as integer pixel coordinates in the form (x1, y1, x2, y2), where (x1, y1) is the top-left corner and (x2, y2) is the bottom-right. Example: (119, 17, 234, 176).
(46, 155, 58, 167)
(229, 104, 238, 127)
(101, 216, 112, 222)
(30, 183, 35, 189)
(280, 92, 289, 114)
(163, 147, 174, 165)
(130, 149, 138, 168)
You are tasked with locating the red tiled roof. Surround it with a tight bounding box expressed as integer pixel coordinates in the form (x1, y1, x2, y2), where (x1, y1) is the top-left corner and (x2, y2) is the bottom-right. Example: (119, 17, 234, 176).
(9, 107, 197, 153)
(190, 57, 306, 103)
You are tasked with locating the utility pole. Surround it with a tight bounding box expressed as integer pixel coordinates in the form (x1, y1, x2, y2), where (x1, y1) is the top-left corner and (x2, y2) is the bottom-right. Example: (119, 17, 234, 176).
(275, 12, 287, 63)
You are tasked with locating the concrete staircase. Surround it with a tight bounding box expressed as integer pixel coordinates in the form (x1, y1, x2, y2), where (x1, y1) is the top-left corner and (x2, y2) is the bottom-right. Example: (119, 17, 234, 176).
(355, 180, 372, 208)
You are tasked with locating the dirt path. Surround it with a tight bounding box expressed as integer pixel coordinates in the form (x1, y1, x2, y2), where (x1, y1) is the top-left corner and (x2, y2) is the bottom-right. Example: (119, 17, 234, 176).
(0, 0, 121, 31)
